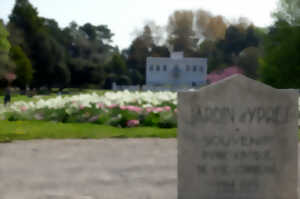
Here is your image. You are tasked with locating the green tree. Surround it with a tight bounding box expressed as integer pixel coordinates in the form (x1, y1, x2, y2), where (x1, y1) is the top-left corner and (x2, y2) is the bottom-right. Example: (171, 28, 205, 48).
(259, 20, 300, 88)
(237, 47, 261, 79)
(9, 0, 42, 58)
(0, 21, 11, 54)
(126, 24, 171, 85)
(210, 24, 262, 68)
(197, 40, 225, 72)
(245, 26, 260, 47)
(106, 53, 129, 85)
(9, 45, 33, 88)
(141, 26, 154, 48)
(195, 9, 227, 41)
(259, 0, 300, 88)
(110, 54, 127, 75)
(221, 25, 247, 56)
(63, 22, 114, 88)
(0, 20, 14, 79)
(8, 0, 116, 89)
(143, 21, 165, 45)
(127, 26, 153, 84)
(274, 0, 300, 25)
(167, 10, 197, 53)
(9, 0, 71, 89)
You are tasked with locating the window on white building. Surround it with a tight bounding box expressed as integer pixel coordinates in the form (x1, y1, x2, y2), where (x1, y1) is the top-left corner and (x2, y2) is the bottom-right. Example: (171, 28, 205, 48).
(149, 65, 154, 71)
(163, 65, 167, 71)
(193, 65, 197, 72)
(199, 66, 203, 72)
(156, 65, 160, 71)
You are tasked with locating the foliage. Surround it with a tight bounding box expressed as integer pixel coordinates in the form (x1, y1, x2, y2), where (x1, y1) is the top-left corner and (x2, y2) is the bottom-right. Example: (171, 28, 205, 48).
(1, 91, 177, 128)
(0, 20, 15, 79)
(142, 21, 166, 45)
(7, 0, 116, 89)
(237, 47, 261, 79)
(195, 24, 264, 73)
(63, 22, 115, 88)
(273, 0, 300, 25)
(259, 0, 300, 88)
(1, 90, 300, 131)
(126, 24, 171, 85)
(167, 10, 197, 53)
(219, 26, 248, 57)
(126, 27, 153, 85)
(195, 9, 227, 41)
(9, 0, 68, 88)
(259, 20, 300, 88)
(3, 1, 268, 88)
(0, 21, 11, 53)
(106, 53, 129, 85)
(9, 45, 33, 88)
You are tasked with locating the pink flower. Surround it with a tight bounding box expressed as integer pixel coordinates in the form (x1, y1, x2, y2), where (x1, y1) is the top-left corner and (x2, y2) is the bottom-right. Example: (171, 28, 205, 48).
(145, 107, 169, 113)
(20, 106, 27, 112)
(127, 120, 140, 127)
(153, 107, 164, 113)
(145, 107, 154, 113)
(119, 105, 142, 113)
(174, 108, 178, 113)
(79, 105, 85, 110)
(97, 103, 104, 109)
(163, 106, 171, 111)
(127, 106, 142, 113)
(107, 104, 117, 109)
(120, 105, 127, 110)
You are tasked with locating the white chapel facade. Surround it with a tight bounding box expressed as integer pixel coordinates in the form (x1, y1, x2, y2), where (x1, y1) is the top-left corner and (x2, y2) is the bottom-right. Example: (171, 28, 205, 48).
(146, 52, 207, 87)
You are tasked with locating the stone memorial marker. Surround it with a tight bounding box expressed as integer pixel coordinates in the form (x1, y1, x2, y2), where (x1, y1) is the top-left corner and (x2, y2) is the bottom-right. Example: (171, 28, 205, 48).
(178, 75, 298, 199)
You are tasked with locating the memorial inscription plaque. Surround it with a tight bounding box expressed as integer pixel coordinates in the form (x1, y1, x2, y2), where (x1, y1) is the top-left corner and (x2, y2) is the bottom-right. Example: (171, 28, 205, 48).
(178, 75, 298, 199)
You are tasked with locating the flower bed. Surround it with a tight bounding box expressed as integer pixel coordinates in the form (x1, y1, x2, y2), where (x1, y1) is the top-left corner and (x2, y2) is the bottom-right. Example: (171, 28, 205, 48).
(1, 91, 300, 128)
(0, 91, 178, 128)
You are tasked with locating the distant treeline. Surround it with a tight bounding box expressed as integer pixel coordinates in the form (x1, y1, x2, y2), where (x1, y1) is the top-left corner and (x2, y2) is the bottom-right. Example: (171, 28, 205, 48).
(0, 0, 299, 90)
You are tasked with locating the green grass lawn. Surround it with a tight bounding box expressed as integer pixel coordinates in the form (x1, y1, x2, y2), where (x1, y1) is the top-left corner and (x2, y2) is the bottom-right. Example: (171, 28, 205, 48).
(0, 94, 59, 103)
(0, 94, 36, 103)
(0, 89, 108, 104)
(0, 120, 299, 143)
(0, 120, 177, 143)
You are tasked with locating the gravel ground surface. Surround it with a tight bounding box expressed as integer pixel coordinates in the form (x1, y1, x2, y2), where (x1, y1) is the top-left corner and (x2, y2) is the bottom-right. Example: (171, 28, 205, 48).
(0, 139, 177, 199)
(0, 139, 299, 199)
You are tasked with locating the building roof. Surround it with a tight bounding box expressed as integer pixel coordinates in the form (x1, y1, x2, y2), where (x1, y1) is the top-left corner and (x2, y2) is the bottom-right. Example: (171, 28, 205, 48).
(147, 52, 207, 64)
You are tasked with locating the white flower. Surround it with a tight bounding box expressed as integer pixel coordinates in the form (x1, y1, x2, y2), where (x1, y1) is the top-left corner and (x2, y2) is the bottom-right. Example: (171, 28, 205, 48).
(0, 91, 299, 119)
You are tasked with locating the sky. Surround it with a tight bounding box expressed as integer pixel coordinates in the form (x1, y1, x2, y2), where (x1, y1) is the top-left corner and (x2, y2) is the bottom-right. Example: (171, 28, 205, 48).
(0, 0, 279, 50)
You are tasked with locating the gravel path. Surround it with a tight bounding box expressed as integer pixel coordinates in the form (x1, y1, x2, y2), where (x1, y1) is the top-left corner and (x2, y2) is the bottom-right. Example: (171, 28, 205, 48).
(0, 139, 299, 199)
(0, 139, 177, 199)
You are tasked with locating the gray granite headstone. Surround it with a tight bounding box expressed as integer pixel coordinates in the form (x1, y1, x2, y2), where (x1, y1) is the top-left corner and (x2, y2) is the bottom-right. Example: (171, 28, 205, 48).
(178, 75, 298, 199)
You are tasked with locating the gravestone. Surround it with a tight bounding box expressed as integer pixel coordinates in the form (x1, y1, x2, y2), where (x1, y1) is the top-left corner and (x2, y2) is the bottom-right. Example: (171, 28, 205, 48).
(178, 75, 298, 199)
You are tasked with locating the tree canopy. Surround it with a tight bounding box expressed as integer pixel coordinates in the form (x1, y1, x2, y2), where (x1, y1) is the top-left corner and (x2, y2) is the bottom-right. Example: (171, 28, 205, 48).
(9, 45, 33, 88)
(167, 10, 197, 53)
(0, 20, 14, 79)
(259, 0, 300, 88)
(259, 20, 300, 88)
(0, 0, 285, 89)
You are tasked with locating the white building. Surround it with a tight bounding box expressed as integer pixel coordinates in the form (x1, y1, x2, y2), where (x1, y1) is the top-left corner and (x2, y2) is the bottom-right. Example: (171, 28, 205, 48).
(146, 52, 207, 87)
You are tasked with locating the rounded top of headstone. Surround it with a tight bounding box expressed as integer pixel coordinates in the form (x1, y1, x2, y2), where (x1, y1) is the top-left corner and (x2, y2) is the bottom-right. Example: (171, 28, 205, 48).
(180, 74, 296, 94)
